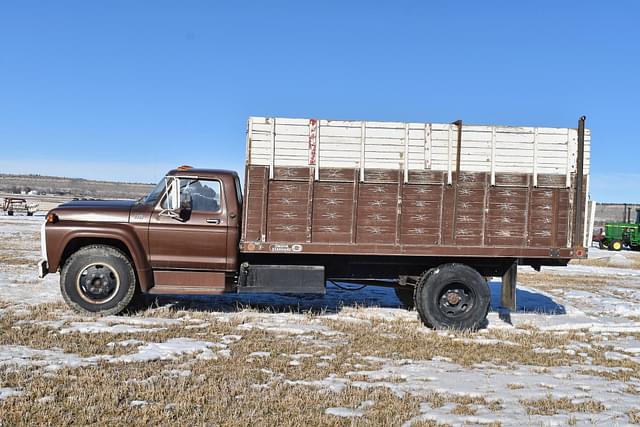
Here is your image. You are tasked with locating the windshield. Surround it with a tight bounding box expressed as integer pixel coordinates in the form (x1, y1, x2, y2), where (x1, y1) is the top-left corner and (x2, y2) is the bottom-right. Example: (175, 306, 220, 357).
(143, 179, 166, 206)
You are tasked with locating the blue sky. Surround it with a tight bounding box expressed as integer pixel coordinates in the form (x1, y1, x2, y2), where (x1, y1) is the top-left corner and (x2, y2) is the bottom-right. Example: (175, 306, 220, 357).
(1, 1, 639, 202)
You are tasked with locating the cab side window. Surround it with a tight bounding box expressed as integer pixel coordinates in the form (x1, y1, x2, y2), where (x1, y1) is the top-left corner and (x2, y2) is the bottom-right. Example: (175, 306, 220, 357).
(184, 180, 222, 212)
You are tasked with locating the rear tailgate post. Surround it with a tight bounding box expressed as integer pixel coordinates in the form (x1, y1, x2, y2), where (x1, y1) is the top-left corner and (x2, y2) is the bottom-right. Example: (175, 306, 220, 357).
(572, 116, 586, 249)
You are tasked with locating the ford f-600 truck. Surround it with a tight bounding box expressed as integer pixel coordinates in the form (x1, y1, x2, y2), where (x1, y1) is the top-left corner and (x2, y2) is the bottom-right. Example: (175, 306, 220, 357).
(38, 116, 592, 330)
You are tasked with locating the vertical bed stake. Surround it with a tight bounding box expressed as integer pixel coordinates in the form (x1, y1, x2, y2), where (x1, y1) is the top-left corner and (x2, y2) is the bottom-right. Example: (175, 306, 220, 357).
(490, 127, 496, 186)
(360, 122, 366, 182)
(447, 125, 453, 185)
(453, 120, 463, 181)
(404, 123, 409, 183)
(533, 128, 539, 187)
(572, 116, 586, 248)
(269, 118, 276, 180)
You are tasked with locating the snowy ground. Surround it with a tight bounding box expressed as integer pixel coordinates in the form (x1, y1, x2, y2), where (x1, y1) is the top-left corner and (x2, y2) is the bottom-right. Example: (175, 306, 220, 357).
(1, 216, 640, 425)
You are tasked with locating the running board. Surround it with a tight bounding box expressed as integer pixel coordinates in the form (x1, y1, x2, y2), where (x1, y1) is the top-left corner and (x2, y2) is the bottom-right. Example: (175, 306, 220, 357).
(148, 270, 227, 295)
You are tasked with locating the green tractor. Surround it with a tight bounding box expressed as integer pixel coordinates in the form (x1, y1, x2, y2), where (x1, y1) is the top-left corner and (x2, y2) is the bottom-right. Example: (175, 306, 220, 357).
(601, 208, 640, 251)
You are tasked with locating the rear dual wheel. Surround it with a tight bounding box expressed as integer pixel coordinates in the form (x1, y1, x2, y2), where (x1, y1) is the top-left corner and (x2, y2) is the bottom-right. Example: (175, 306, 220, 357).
(415, 263, 490, 331)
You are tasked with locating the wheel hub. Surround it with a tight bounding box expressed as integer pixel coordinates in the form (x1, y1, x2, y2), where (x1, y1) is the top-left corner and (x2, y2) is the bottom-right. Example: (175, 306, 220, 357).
(438, 284, 474, 317)
(77, 264, 119, 303)
(446, 291, 461, 305)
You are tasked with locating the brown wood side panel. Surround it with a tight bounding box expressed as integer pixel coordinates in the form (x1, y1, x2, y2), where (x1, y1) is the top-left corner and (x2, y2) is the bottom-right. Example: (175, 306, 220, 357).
(273, 166, 312, 180)
(440, 186, 456, 245)
(311, 182, 355, 243)
(364, 169, 399, 183)
(356, 182, 398, 244)
(408, 170, 446, 185)
(243, 166, 580, 254)
(400, 184, 443, 245)
(318, 168, 358, 182)
(453, 172, 487, 246)
(485, 187, 528, 246)
(528, 188, 559, 247)
(243, 166, 268, 241)
(537, 174, 567, 188)
(266, 179, 310, 242)
(555, 190, 571, 248)
(495, 173, 529, 187)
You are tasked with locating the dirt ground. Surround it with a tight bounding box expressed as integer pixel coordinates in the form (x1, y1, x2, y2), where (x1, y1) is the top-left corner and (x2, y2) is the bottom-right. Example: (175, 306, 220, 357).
(1, 216, 639, 426)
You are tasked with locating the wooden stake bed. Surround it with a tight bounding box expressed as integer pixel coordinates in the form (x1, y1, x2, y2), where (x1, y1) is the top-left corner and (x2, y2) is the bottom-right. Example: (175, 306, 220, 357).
(240, 117, 591, 261)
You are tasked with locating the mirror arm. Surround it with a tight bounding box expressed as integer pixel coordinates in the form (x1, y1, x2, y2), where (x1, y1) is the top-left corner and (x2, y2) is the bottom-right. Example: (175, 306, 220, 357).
(158, 208, 187, 222)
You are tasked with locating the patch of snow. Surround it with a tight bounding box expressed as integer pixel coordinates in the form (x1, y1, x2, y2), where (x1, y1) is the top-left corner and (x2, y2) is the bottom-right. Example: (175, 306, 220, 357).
(0, 345, 107, 370)
(110, 338, 226, 363)
(325, 407, 364, 417)
(107, 339, 145, 348)
(454, 338, 519, 346)
(0, 387, 23, 400)
(60, 322, 166, 334)
(285, 374, 350, 393)
(297, 356, 640, 426)
(236, 313, 340, 336)
(248, 351, 271, 358)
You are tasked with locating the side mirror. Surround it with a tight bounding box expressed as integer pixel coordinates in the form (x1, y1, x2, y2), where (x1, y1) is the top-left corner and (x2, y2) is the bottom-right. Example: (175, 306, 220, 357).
(179, 192, 192, 221)
(159, 176, 190, 222)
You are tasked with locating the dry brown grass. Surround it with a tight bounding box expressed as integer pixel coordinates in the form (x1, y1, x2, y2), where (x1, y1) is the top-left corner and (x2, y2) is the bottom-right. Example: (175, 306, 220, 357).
(0, 299, 634, 426)
(451, 404, 476, 416)
(571, 252, 640, 270)
(0, 353, 423, 426)
(520, 395, 605, 416)
(517, 272, 609, 291)
(628, 409, 640, 424)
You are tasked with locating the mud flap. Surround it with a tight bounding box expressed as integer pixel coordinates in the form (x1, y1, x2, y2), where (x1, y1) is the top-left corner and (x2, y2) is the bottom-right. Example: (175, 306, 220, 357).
(501, 261, 517, 310)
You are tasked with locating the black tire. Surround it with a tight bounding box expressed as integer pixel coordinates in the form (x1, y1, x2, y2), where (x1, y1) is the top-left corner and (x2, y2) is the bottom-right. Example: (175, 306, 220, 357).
(7, 211, 13, 216)
(610, 239, 623, 252)
(27, 212, 33, 216)
(598, 240, 605, 250)
(60, 245, 137, 316)
(415, 263, 490, 331)
(394, 287, 415, 309)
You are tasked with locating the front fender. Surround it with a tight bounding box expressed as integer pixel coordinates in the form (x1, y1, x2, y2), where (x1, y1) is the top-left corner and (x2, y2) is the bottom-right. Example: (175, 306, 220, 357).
(46, 222, 153, 291)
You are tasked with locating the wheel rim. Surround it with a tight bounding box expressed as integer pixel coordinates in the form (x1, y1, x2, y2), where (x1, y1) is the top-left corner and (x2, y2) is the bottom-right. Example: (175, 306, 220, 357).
(437, 282, 475, 318)
(76, 263, 120, 304)
(614, 242, 622, 250)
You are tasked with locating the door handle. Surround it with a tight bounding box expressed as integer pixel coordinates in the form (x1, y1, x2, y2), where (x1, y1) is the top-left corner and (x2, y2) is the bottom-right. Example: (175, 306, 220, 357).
(206, 219, 220, 224)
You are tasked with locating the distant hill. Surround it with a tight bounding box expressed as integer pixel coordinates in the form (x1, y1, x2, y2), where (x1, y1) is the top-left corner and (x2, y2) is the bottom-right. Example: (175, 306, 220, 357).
(0, 174, 155, 199)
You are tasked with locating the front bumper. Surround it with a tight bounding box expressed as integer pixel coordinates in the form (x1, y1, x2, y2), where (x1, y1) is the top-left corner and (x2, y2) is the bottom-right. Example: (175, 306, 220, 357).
(37, 259, 49, 279)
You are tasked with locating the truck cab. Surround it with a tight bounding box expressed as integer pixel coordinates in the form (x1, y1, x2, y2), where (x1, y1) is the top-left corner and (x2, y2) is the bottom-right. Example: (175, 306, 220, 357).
(39, 167, 243, 314)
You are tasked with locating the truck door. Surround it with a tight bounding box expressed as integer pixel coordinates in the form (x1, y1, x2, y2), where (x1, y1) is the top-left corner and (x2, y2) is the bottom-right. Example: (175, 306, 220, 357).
(148, 178, 228, 271)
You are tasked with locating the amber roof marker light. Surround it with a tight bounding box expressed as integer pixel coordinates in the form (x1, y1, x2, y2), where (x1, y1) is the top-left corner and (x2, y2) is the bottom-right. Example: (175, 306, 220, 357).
(46, 213, 59, 224)
(177, 165, 193, 171)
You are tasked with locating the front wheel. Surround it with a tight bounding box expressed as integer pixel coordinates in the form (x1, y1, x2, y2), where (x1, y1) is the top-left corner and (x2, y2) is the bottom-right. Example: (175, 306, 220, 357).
(60, 245, 137, 316)
(415, 263, 490, 331)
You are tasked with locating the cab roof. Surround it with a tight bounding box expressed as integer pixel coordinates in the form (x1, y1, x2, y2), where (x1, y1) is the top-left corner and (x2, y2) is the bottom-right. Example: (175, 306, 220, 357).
(166, 168, 238, 178)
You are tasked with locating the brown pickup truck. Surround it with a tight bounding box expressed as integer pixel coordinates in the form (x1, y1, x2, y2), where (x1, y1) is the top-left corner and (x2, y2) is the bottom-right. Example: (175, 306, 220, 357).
(38, 116, 592, 330)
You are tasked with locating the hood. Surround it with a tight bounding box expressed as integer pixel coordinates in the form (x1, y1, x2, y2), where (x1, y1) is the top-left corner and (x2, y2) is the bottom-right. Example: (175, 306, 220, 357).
(54, 199, 137, 223)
